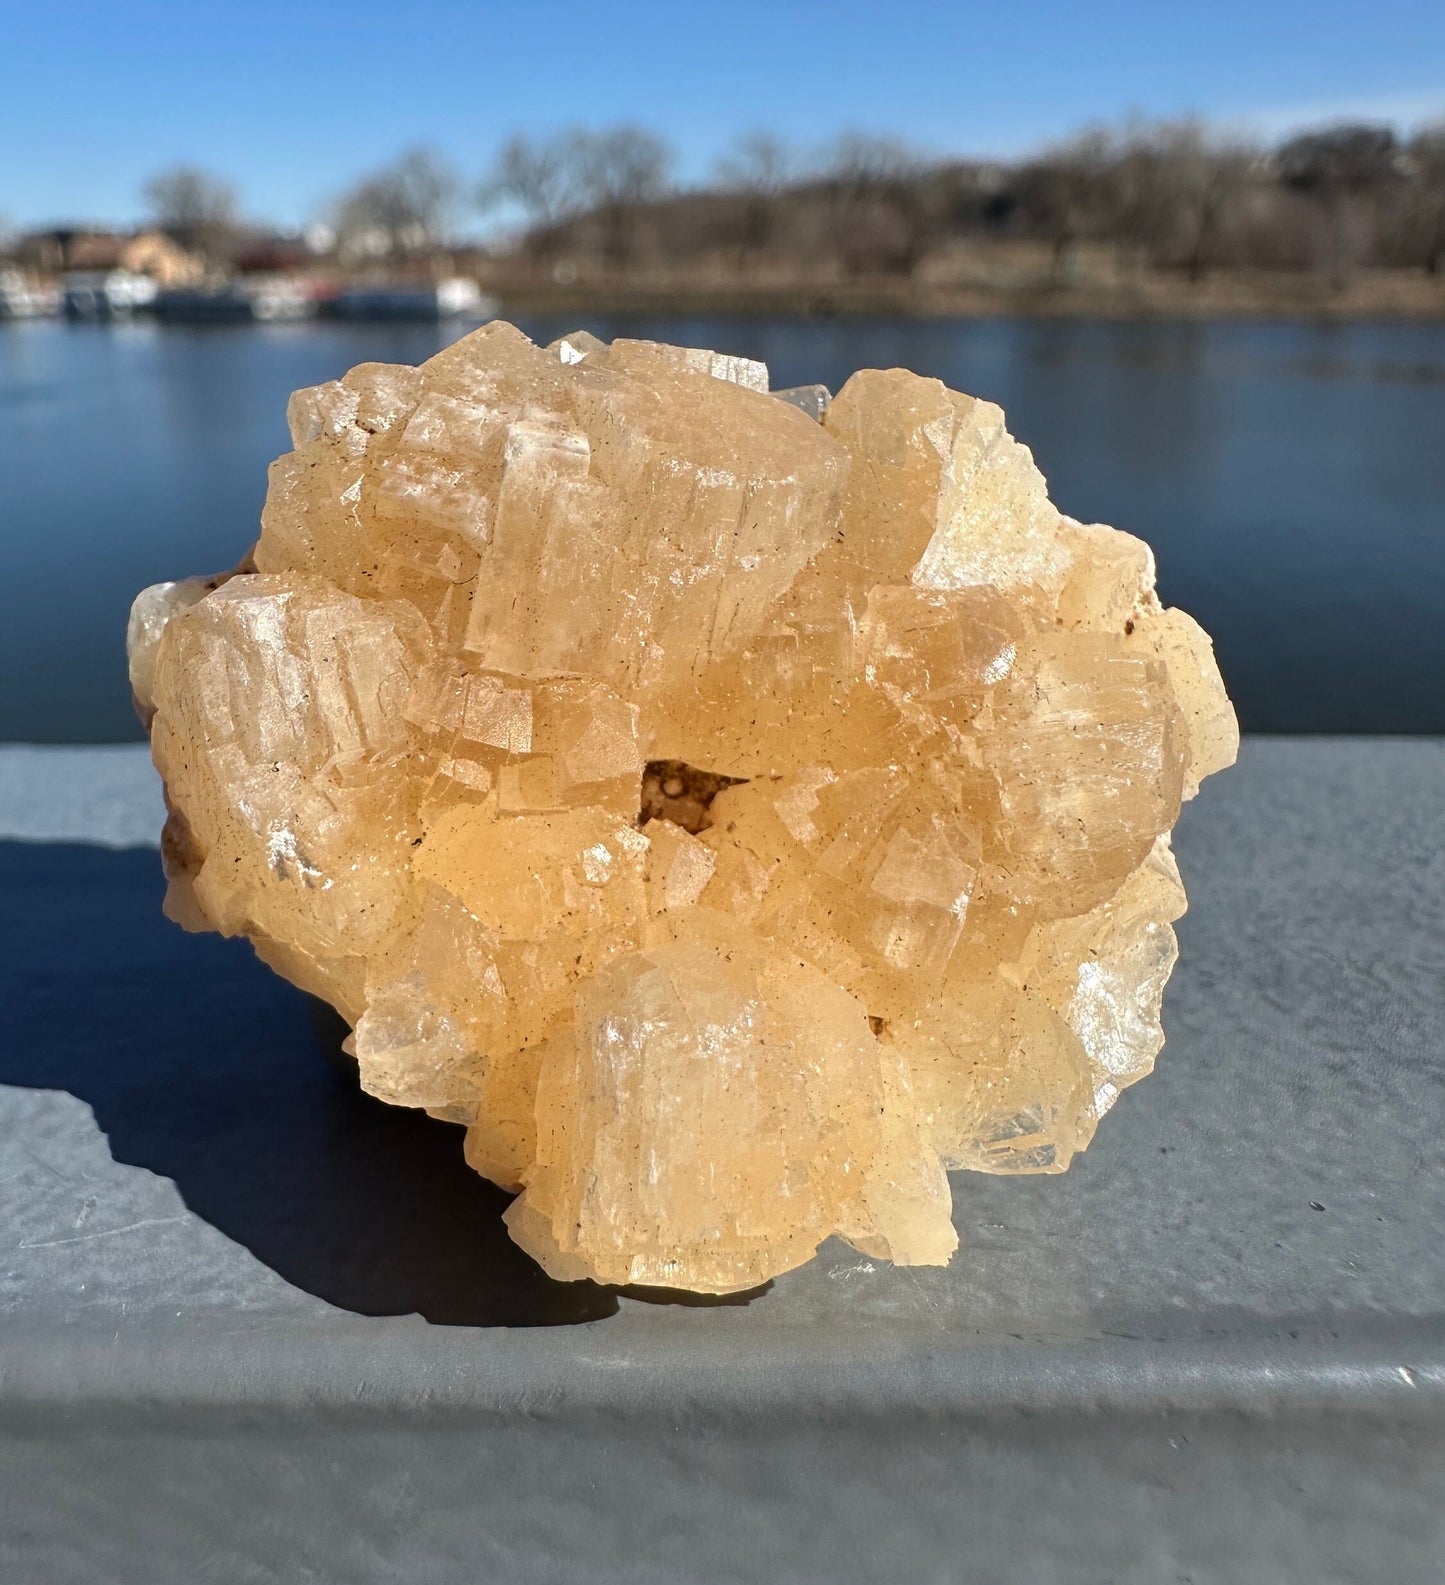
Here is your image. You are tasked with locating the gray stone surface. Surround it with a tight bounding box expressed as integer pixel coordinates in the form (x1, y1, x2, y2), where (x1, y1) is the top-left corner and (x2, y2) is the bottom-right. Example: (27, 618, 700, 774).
(1, 738, 1442, 1583)
(0, 744, 164, 848)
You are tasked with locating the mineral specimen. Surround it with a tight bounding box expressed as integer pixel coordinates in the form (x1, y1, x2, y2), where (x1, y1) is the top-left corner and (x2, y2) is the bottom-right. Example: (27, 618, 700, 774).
(129, 323, 1236, 1293)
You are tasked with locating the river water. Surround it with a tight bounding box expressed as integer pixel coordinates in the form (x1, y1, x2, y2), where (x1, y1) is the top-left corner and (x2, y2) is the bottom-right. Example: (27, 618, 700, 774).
(3, 314, 1443, 741)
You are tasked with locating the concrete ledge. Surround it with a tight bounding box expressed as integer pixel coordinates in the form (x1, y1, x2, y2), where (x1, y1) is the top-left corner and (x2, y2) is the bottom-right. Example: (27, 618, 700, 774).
(2, 739, 1443, 1582)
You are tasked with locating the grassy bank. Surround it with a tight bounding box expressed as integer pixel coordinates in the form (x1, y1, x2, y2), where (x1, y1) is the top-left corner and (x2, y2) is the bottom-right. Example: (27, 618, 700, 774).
(486, 266, 1445, 323)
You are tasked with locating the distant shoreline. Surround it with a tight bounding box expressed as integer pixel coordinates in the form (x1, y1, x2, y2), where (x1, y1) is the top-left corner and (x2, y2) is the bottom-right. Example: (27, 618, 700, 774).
(491, 272, 1445, 325)
(9, 272, 1445, 331)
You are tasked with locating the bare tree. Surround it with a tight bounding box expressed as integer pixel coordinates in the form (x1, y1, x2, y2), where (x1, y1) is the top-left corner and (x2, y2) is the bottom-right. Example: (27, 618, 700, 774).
(568, 127, 672, 204)
(1105, 122, 1262, 280)
(825, 132, 919, 190)
(1016, 130, 1121, 276)
(142, 165, 239, 266)
(1403, 124, 1445, 275)
(714, 132, 793, 261)
(480, 133, 577, 227)
(333, 146, 459, 261)
(1277, 123, 1399, 285)
(565, 126, 673, 270)
(716, 131, 792, 195)
(820, 133, 937, 276)
(1161, 127, 1261, 281)
(1110, 125, 1192, 274)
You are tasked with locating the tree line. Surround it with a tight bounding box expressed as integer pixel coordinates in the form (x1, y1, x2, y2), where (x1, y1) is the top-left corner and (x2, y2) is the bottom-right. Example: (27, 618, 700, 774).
(100, 118, 1445, 284)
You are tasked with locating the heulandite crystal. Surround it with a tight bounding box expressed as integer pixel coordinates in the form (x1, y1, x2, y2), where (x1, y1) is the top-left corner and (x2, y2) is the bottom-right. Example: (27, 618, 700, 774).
(128, 323, 1236, 1294)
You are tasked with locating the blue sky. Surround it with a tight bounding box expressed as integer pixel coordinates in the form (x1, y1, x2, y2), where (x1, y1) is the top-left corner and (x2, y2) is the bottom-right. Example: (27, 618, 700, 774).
(4, 0, 1443, 228)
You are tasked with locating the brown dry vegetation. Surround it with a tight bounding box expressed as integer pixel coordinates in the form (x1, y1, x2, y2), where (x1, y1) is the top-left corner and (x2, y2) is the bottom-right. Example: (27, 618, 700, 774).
(475, 122, 1445, 319)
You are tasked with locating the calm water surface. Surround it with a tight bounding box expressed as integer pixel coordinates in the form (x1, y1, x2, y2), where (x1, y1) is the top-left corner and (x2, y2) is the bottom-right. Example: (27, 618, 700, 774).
(3, 315, 1443, 741)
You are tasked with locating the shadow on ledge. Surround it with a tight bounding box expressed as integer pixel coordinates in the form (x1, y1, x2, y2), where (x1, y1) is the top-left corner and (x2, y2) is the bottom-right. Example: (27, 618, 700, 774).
(0, 840, 624, 1328)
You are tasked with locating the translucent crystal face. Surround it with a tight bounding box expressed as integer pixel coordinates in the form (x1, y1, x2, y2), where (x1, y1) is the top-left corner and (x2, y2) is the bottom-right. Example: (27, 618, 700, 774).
(129, 322, 1236, 1293)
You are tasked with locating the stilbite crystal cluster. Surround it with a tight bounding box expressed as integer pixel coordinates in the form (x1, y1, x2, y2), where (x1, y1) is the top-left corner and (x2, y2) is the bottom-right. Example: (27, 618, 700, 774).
(129, 322, 1236, 1294)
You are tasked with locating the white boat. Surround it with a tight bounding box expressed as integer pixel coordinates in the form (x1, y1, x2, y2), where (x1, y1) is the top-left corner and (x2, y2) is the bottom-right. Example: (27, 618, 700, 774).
(248, 280, 313, 321)
(61, 270, 157, 320)
(0, 269, 59, 319)
(327, 277, 494, 321)
(154, 279, 315, 324)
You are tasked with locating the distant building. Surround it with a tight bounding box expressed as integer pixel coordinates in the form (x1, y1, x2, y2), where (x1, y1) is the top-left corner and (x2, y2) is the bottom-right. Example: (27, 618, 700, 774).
(16, 228, 203, 286)
(231, 232, 318, 275)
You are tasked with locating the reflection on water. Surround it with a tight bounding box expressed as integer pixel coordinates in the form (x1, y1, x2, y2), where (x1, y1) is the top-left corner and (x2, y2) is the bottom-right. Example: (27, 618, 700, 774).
(2, 315, 1443, 740)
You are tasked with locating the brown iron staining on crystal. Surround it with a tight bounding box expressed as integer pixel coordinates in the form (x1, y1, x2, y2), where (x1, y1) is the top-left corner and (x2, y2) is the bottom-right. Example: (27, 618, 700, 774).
(639, 760, 747, 835)
(129, 323, 1236, 1294)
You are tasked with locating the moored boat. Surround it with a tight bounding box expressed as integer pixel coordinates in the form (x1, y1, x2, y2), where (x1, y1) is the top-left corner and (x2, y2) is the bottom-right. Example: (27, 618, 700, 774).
(61, 270, 156, 320)
(326, 277, 493, 321)
(154, 279, 315, 323)
(0, 270, 60, 319)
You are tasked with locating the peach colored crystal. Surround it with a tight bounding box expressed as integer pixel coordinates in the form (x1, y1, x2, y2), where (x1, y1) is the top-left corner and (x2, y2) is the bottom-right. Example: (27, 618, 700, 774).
(128, 323, 1236, 1293)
